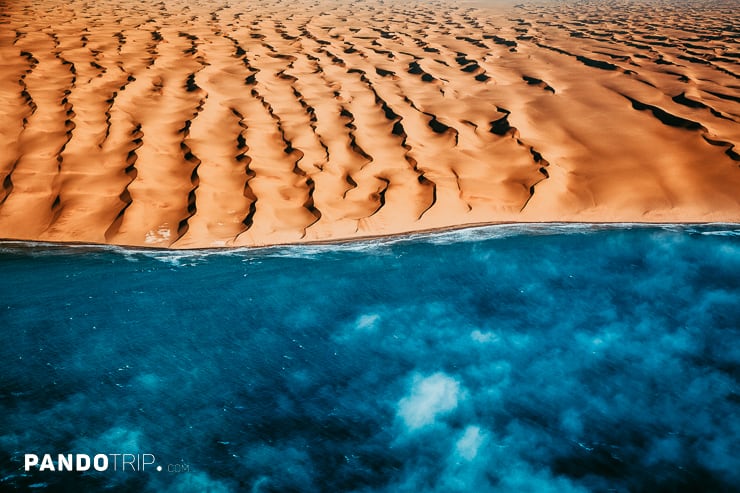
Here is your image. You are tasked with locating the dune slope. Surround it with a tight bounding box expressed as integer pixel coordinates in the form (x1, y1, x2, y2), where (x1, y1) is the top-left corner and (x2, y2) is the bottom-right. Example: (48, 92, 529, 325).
(0, 0, 738, 247)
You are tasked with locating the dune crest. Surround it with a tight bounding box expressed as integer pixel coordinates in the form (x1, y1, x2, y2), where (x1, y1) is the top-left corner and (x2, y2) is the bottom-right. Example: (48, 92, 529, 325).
(0, 0, 738, 248)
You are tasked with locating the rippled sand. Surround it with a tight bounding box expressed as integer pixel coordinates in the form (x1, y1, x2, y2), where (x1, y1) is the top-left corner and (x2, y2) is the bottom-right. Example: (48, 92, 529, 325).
(0, 0, 738, 247)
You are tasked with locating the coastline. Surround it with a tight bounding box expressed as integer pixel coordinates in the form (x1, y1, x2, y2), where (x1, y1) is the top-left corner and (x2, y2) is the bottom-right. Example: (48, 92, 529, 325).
(1, 221, 738, 253)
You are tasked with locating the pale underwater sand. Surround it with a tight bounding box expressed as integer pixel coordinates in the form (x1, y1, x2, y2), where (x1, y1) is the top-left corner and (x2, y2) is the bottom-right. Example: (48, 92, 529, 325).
(0, 0, 739, 248)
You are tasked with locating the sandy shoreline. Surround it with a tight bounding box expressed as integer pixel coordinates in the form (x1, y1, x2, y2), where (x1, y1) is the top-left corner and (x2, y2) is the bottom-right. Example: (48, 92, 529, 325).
(1, 0, 738, 248)
(1, 221, 738, 254)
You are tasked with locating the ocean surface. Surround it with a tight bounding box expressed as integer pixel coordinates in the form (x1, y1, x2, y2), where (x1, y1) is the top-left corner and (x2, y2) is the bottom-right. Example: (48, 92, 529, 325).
(1, 224, 738, 492)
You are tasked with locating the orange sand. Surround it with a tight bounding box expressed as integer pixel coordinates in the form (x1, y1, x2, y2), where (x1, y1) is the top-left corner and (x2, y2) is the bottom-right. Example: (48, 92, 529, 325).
(0, 0, 738, 248)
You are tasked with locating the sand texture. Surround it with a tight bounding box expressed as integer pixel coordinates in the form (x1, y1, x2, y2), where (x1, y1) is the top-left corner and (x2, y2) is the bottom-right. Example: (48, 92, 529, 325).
(0, 0, 738, 248)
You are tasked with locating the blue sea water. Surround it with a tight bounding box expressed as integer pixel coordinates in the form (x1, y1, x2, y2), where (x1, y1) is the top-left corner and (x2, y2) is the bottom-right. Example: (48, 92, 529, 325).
(0, 224, 738, 492)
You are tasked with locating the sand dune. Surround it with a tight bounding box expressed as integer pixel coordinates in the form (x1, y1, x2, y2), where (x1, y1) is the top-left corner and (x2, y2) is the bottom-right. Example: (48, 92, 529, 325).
(0, 0, 738, 248)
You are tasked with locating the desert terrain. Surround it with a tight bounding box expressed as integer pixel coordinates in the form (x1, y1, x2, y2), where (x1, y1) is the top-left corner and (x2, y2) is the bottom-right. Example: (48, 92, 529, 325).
(0, 0, 738, 248)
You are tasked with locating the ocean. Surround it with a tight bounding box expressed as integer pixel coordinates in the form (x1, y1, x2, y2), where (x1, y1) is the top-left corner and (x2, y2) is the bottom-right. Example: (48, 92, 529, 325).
(1, 224, 738, 492)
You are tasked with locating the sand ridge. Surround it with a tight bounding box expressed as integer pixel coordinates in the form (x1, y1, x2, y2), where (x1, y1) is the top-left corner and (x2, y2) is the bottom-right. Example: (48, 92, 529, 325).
(0, 0, 738, 248)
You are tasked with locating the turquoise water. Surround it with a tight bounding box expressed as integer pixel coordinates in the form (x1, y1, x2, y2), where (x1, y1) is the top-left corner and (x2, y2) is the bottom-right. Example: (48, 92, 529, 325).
(1, 225, 738, 492)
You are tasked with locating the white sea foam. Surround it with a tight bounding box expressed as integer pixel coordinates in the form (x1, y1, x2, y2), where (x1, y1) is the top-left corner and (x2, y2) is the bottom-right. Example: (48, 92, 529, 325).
(398, 372, 462, 430)
(455, 426, 486, 461)
(1, 223, 737, 261)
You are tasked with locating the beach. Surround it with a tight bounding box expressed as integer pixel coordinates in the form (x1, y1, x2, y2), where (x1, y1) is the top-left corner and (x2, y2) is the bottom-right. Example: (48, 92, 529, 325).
(0, 0, 738, 248)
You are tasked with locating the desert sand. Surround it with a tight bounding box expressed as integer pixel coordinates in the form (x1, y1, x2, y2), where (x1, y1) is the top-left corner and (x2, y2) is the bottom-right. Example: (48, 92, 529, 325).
(0, 0, 738, 248)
